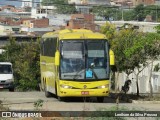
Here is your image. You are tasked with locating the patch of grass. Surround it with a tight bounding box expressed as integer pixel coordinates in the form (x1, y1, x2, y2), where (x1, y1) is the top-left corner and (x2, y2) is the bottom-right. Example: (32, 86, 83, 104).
(33, 99, 44, 111)
(0, 100, 9, 111)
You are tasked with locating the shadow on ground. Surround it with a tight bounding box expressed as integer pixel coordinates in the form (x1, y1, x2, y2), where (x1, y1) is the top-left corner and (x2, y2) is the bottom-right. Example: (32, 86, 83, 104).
(57, 93, 147, 103)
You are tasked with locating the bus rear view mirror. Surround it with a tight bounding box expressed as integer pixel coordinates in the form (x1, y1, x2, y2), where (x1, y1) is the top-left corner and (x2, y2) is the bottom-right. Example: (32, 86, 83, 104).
(109, 49, 115, 66)
(55, 51, 60, 66)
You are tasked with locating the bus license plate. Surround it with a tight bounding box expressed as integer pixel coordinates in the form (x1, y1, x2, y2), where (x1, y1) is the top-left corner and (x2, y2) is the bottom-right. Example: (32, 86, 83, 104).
(81, 91, 89, 95)
(0, 86, 3, 88)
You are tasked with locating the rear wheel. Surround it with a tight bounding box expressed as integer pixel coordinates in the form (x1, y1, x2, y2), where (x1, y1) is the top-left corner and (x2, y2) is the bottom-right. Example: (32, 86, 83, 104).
(44, 83, 52, 97)
(97, 97, 104, 103)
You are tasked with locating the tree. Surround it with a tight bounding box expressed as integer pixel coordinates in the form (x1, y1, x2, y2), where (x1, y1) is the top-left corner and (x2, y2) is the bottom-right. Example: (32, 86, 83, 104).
(133, 4, 146, 21)
(42, 0, 76, 14)
(122, 10, 135, 21)
(111, 29, 147, 96)
(3, 37, 40, 91)
(144, 33, 160, 98)
(92, 6, 120, 21)
(100, 22, 116, 41)
(101, 22, 149, 96)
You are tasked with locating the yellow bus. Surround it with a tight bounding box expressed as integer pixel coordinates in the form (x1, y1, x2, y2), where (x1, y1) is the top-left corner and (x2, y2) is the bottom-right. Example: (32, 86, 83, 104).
(40, 29, 114, 102)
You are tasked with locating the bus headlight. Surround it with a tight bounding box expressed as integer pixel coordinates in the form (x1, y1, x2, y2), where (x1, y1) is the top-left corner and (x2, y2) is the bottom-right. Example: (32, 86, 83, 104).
(97, 84, 109, 89)
(60, 85, 72, 89)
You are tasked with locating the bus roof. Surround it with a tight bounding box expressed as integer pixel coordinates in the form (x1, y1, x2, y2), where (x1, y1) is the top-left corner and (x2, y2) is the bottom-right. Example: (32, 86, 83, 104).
(42, 29, 106, 40)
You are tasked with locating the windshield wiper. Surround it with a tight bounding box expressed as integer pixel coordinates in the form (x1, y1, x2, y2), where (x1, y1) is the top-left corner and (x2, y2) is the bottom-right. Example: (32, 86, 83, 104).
(73, 69, 85, 80)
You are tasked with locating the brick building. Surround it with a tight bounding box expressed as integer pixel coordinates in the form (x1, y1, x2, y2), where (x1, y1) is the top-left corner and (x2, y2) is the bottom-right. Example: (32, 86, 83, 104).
(66, 14, 99, 31)
(0, 17, 35, 26)
(131, 0, 155, 6)
(0, 17, 49, 28)
(23, 18, 49, 28)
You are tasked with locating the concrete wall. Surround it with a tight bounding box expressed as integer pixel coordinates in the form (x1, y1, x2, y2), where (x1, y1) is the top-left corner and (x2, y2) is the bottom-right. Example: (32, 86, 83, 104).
(118, 60, 160, 94)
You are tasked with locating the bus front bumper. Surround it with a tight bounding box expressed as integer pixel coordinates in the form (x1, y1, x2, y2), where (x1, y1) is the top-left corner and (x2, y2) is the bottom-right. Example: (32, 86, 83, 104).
(58, 88, 109, 97)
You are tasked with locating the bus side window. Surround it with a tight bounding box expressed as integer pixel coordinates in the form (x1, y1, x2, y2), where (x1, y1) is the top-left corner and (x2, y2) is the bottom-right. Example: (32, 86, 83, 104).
(43, 38, 57, 57)
(40, 39, 44, 55)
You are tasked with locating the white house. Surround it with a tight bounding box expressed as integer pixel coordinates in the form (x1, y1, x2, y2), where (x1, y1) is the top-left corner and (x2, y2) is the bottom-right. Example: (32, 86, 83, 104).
(22, 0, 32, 8)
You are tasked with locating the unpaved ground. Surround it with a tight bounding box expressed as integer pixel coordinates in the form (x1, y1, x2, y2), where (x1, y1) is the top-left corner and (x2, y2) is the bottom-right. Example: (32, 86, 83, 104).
(0, 91, 160, 111)
(0, 91, 160, 120)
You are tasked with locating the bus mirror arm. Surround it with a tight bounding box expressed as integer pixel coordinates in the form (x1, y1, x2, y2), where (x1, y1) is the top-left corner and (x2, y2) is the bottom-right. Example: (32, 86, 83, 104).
(55, 51, 60, 66)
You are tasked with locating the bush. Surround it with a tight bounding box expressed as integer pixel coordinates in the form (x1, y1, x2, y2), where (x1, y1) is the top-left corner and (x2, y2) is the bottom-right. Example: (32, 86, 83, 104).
(1, 37, 40, 91)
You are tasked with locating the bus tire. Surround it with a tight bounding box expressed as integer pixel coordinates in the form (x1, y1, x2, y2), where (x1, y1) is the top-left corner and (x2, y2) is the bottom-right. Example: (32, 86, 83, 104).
(97, 97, 104, 103)
(58, 96, 64, 101)
(44, 84, 52, 98)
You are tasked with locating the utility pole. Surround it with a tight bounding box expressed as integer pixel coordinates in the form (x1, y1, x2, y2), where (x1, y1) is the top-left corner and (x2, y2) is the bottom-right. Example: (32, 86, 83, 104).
(156, 5, 158, 22)
(121, 0, 124, 21)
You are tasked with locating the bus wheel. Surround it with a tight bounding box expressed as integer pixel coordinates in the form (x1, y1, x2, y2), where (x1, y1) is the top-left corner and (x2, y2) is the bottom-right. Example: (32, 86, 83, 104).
(97, 97, 104, 103)
(44, 84, 52, 98)
(58, 96, 64, 101)
(58, 96, 62, 101)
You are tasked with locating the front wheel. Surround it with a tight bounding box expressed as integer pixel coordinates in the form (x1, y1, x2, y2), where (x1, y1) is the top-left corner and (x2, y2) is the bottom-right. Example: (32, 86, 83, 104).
(57, 96, 65, 101)
(97, 97, 104, 103)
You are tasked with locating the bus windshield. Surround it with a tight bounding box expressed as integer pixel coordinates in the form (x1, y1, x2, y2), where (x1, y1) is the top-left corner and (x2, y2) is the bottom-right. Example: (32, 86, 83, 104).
(60, 40, 109, 81)
(0, 65, 12, 74)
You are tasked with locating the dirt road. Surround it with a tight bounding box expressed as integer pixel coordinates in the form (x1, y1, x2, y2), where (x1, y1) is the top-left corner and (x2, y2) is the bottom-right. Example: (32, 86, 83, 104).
(0, 91, 160, 111)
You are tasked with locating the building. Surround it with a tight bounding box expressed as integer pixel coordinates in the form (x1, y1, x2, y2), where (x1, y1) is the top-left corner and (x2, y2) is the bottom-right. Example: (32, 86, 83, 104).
(0, 5, 31, 18)
(0, 5, 24, 12)
(111, 0, 155, 7)
(68, 0, 110, 5)
(131, 0, 155, 6)
(31, 6, 56, 19)
(0, 24, 21, 36)
(68, 0, 81, 4)
(23, 18, 49, 28)
(69, 0, 110, 14)
(21, 0, 32, 8)
(48, 14, 71, 26)
(66, 14, 99, 31)
(155, 0, 160, 5)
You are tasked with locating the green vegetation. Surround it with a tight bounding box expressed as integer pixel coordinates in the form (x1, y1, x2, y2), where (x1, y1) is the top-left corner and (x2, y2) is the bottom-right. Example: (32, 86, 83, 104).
(101, 22, 160, 97)
(34, 99, 44, 111)
(42, 0, 76, 14)
(0, 100, 9, 111)
(0, 37, 40, 91)
(93, 4, 160, 22)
